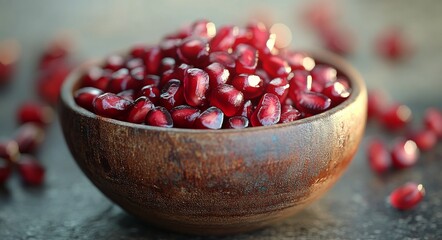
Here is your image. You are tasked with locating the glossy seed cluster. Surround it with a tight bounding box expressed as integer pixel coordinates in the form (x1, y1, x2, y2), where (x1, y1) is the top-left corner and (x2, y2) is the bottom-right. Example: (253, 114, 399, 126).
(74, 20, 351, 129)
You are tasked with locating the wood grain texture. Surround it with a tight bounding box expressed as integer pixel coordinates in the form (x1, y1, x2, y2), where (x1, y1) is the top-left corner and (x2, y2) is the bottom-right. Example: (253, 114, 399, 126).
(59, 51, 367, 235)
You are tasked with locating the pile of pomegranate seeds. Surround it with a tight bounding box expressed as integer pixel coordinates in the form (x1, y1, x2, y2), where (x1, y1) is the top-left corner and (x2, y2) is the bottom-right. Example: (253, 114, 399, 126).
(75, 20, 352, 129)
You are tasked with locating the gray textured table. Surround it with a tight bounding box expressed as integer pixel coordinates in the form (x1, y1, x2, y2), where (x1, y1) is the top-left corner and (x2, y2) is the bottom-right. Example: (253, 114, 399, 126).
(1, 1, 442, 239)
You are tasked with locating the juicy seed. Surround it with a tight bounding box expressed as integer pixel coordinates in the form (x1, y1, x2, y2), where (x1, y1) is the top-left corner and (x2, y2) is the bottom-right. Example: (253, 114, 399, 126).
(390, 182, 425, 210)
(251, 93, 281, 126)
(231, 74, 264, 99)
(194, 107, 224, 129)
(17, 155, 45, 186)
(391, 139, 419, 169)
(14, 123, 45, 153)
(139, 84, 160, 104)
(17, 102, 54, 126)
(310, 64, 337, 86)
(367, 139, 391, 174)
(322, 81, 351, 106)
(234, 44, 258, 74)
(262, 56, 291, 78)
(127, 97, 154, 124)
(183, 68, 210, 107)
(74, 87, 104, 112)
(160, 79, 185, 110)
(170, 105, 201, 128)
(209, 25, 238, 52)
(283, 51, 316, 71)
(226, 116, 249, 129)
(408, 129, 437, 151)
(93, 93, 133, 118)
(145, 106, 173, 128)
(266, 77, 290, 103)
(279, 107, 302, 123)
(295, 91, 331, 114)
(210, 84, 245, 117)
(380, 104, 412, 131)
(205, 62, 230, 88)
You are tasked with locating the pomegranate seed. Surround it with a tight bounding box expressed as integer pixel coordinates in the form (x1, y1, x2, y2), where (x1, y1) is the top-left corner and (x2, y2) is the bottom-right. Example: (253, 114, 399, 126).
(377, 28, 413, 60)
(322, 81, 351, 106)
(107, 68, 141, 93)
(0, 140, 20, 163)
(160, 63, 189, 87)
(380, 104, 412, 131)
(246, 22, 272, 51)
(209, 25, 238, 52)
(81, 67, 111, 91)
(234, 44, 258, 74)
(160, 57, 176, 73)
(170, 105, 201, 128)
(231, 74, 264, 99)
(37, 61, 71, 104)
(126, 58, 144, 70)
(17, 155, 45, 186)
(93, 93, 133, 118)
(241, 100, 254, 119)
(367, 139, 391, 174)
(391, 139, 419, 169)
(117, 89, 136, 102)
(74, 87, 104, 112)
(145, 107, 173, 128)
(255, 69, 271, 85)
(209, 51, 236, 70)
(144, 74, 161, 88)
(39, 37, 70, 70)
(319, 27, 355, 55)
(144, 47, 162, 74)
(103, 55, 124, 72)
(194, 107, 224, 129)
(311, 64, 337, 86)
(129, 44, 148, 58)
(0, 39, 19, 86)
(183, 68, 210, 107)
(283, 51, 315, 71)
(424, 108, 442, 138)
(295, 91, 331, 115)
(262, 56, 291, 78)
(250, 93, 281, 126)
(138, 84, 160, 104)
(279, 107, 302, 123)
(205, 62, 230, 88)
(0, 157, 12, 184)
(389, 182, 425, 210)
(210, 84, 245, 117)
(367, 89, 389, 119)
(126, 97, 154, 124)
(233, 28, 253, 47)
(130, 67, 147, 82)
(14, 123, 45, 153)
(17, 102, 54, 126)
(225, 116, 249, 129)
(159, 79, 185, 110)
(177, 37, 209, 66)
(190, 19, 217, 39)
(408, 129, 437, 151)
(159, 38, 180, 58)
(266, 77, 290, 103)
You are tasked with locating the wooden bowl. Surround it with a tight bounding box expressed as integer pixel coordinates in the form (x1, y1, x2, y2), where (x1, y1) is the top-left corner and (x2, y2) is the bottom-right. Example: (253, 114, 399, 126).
(59, 51, 367, 235)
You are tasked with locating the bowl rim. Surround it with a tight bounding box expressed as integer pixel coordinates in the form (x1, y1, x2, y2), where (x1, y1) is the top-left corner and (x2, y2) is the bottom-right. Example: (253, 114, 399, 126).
(60, 49, 365, 134)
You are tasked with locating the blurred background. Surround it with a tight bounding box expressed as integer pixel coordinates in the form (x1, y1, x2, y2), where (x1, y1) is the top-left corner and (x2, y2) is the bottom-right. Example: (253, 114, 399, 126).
(1, 0, 442, 239)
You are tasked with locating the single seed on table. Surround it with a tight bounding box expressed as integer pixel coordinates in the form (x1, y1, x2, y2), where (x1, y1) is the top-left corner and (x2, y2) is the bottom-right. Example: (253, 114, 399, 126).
(389, 182, 425, 210)
(14, 123, 45, 153)
(17, 102, 54, 126)
(17, 155, 45, 186)
(391, 139, 419, 169)
(367, 139, 391, 174)
(0, 140, 20, 163)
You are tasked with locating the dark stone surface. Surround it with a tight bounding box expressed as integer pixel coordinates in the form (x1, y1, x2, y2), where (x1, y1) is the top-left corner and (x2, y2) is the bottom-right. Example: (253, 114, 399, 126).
(1, 0, 442, 239)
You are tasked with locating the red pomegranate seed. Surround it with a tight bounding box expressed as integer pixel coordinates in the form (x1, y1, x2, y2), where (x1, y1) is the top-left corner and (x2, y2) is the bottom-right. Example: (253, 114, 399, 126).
(377, 28, 413, 60)
(0, 140, 20, 163)
(247, 22, 272, 51)
(209, 25, 238, 52)
(145, 106, 173, 128)
(159, 79, 185, 110)
(143, 74, 160, 87)
(322, 81, 351, 106)
(14, 123, 45, 153)
(250, 93, 281, 126)
(209, 51, 236, 70)
(144, 47, 162, 74)
(37, 61, 72, 104)
(205, 62, 230, 88)
(81, 67, 111, 91)
(262, 56, 291, 78)
(103, 55, 124, 72)
(241, 100, 254, 119)
(39, 37, 70, 70)
(183, 68, 210, 107)
(408, 129, 437, 151)
(17, 155, 45, 186)
(160, 63, 190, 88)
(159, 38, 180, 58)
(130, 66, 147, 82)
(177, 37, 209, 65)
(0, 157, 12, 184)
(311, 64, 337, 86)
(295, 91, 331, 115)
(93, 93, 133, 118)
(319, 26, 355, 55)
(266, 77, 290, 103)
(126, 58, 144, 70)
(233, 28, 252, 47)
(138, 84, 160, 104)
(117, 89, 136, 102)
(193, 107, 224, 129)
(391, 139, 419, 169)
(107, 68, 142, 93)
(283, 51, 315, 71)
(160, 57, 176, 73)
(389, 182, 425, 210)
(367, 139, 391, 174)
(170, 105, 201, 128)
(279, 107, 302, 123)
(0, 39, 19, 86)
(17, 102, 54, 126)
(210, 84, 245, 117)
(74, 87, 104, 112)
(231, 74, 264, 99)
(380, 104, 412, 131)
(367, 89, 389, 119)
(126, 97, 154, 124)
(129, 44, 148, 58)
(234, 44, 258, 74)
(190, 19, 217, 39)
(424, 108, 442, 138)
(225, 116, 249, 129)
